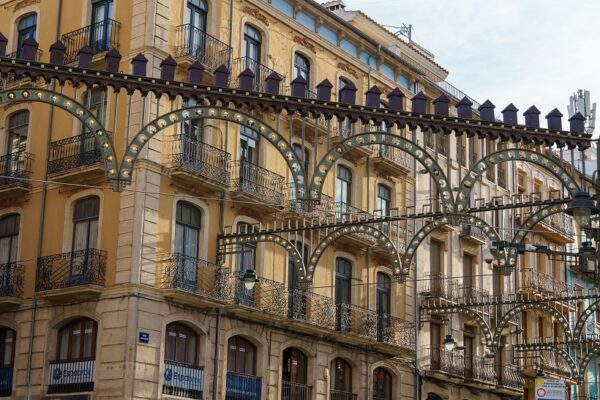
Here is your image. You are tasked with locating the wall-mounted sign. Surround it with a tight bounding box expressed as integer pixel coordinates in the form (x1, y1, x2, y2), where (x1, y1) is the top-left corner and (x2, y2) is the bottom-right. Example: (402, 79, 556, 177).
(139, 331, 150, 344)
(535, 378, 565, 400)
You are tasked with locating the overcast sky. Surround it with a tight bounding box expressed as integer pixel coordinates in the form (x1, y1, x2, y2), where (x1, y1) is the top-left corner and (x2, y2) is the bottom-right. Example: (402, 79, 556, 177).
(344, 0, 600, 128)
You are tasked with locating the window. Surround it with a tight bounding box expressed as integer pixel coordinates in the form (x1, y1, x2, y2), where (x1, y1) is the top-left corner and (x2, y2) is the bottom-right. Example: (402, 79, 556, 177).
(236, 222, 256, 272)
(7, 111, 29, 154)
(335, 258, 352, 330)
(91, 0, 114, 52)
(372, 367, 392, 400)
(376, 184, 391, 217)
(336, 165, 352, 213)
(282, 347, 308, 384)
(240, 127, 259, 165)
(181, 98, 203, 142)
(462, 254, 474, 299)
(296, 11, 316, 31)
(243, 25, 262, 63)
(57, 319, 97, 360)
(292, 144, 310, 175)
(165, 323, 198, 365)
(332, 358, 352, 394)
(175, 201, 201, 259)
(16, 14, 37, 53)
(185, 0, 208, 56)
(376, 273, 391, 341)
(288, 241, 308, 317)
(293, 53, 310, 84)
(0, 328, 15, 368)
(338, 78, 354, 137)
(0, 215, 19, 264)
(463, 325, 475, 379)
(72, 197, 100, 254)
(227, 336, 256, 375)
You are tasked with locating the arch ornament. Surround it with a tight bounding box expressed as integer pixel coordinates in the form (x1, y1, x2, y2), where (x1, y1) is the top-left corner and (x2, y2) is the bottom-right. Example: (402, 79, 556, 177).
(0, 89, 118, 180)
(308, 132, 454, 211)
(122, 106, 308, 197)
(456, 148, 580, 211)
(429, 305, 493, 346)
(573, 298, 600, 339)
(578, 342, 600, 383)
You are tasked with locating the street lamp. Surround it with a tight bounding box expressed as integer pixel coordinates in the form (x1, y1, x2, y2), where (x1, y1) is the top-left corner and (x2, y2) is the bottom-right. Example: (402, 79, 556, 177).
(579, 241, 597, 273)
(443, 334, 456, 351)
(242, 269, 259, 290)
(565, 191, 599, 230)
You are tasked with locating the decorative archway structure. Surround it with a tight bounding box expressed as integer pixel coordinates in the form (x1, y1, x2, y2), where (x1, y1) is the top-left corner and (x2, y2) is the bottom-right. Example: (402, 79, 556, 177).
(429, 305, 493, 346)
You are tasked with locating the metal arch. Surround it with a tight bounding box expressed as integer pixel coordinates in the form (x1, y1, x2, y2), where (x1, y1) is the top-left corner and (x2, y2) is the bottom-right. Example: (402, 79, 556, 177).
(0, 88, 119, 181)
(306, 224, 400, 282)
(456, 148, 580, 212)
(578, 343, 600, 383)
(220, 233, 307, 281)
(506, 203, 567, 267)
(428, 306, 493, 347)
(121, 106, 308, 197)
(401, 215, 506, 279)
(573, 298, 600, 339)
(491, 302, 572, 349)
(308, 132, 455, 211)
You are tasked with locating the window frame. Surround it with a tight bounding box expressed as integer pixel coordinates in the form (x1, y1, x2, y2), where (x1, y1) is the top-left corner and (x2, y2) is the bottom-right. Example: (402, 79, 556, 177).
(57, 319, 98, 361)
(164, 322, 199, 366)
(71, 196, 100, 253)
(7, 111, 29, 154)
(175, 201, 201, 259)
(227, 336, 257, 375)
(0, 214, 20, 264)
(0, 327, 16, 368)
(293, 52, 310, 84)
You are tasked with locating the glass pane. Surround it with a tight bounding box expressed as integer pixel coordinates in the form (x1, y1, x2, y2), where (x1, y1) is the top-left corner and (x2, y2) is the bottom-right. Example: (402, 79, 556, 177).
(83, 321, 94, 358)
(176, 331, 186, 363)
(88, 220, 99, 249)
(187, 334, 197, 364)
(72, 222, 89, 252)
(184, 226, 199, 258)
(175, 223, 185, 255)
(59, 329, 69, 360)
(71, 324, 82, 359)
(166, 329, 177, 361)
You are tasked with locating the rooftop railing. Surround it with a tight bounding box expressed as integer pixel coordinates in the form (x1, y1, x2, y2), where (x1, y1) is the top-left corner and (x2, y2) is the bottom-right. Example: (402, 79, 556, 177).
(175, 24, 232, 71)
(62, 19, 121, 64)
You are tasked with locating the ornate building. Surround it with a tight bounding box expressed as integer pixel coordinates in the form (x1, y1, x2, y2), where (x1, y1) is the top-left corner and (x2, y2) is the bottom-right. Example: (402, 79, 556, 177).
(0, 0, 596, 400)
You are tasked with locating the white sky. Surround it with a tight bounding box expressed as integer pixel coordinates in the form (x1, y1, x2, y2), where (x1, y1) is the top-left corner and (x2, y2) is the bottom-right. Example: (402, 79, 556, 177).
(344, 0, 600, 126)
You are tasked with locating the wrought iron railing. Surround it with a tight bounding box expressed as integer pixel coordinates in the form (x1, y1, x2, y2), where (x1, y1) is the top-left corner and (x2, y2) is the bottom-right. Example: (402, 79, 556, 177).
(226, 372, 262, 400)
(230, 160, 286, 207)
(520, 350, 572, 378)
(539, 212, 575, 238)
(0, 151, 32, 187)
(62, 19, 121, 64)
(47, 358, 95, 394)
(0, 366, 12, 397)
(171, 135, 231, 187)
(498, 167, 508, 189)
(376, 145, 413, 172)
(231, 56, 286, 92)
(289, 289, 336, 330)
(0, 262, 24, 298)
(282, 381, 312, 400)
(162, 360, 204, 399)
(518, 268, 576, 297)
(48, 132, 109, 175)
(160, 253, 225, 300)
(459, 224, 487, 243)
(418, 273, 490, 303)
(284, 86, 317, 99)
(36, 249, 106, 292)
(231, 271, 288, 316)
(335, 202, 372, 222)
(336, 303, 377, 339)
(421, 345, 465, 377)
(497, 363, 524, 389)
(5, 49, 42, 61)
(377, 314, 416, 350)
(464, 355, 496, 384)
(175, 24, 232, 71)
(330, 389, 358, 400)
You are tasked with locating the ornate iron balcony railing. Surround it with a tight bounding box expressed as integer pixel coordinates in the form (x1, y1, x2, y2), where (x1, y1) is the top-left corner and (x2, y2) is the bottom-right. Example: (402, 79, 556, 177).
(0, 262, 24, 298)
(282, 381, 312, 400)
(162, 360, 204, 399)
(377, 314, 416, 349)
(421, 345, 465, 377)
(376, 145, 413, 172)
(175, 24, 232, 72)
(48, 132, 109, 175)
(0, 151, 33, 187)
(171, 135, 231, 187)
(288, 288, 336, 330)
(419, 273, 490, 303)
(5, 49, 42, 61)
(464, 355, 496, 384)
(538, 212, 575, 238)
(0, 366, 12, 397)
(497, 363, 524, 390)
(336, 302, 378, 339)
(36, 249, 106, 292)
(459, 224, 487, 243)
(47, 358, 95, 394)
(231, 271, 288, 316)
(231, 56, 286, 92)
(520, 349, 572, 378)
(226, 372, 262, 400)
(160, 253, 225, 300)
(230, 160, 286, 207)
(62, 19, 121, 64)
(330, 389, 357, 400)
(518, 268, 576, 297)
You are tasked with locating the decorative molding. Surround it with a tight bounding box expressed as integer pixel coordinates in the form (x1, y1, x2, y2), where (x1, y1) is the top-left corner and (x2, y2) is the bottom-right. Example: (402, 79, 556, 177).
(293, 36, 317, 54)
(243, 6, 269, 26)
(13, 0, 40, 11)
(337, 62, 358, 79)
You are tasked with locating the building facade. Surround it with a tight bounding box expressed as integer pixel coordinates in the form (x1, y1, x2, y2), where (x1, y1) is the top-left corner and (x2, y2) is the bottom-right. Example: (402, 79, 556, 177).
(0, 0, 596, 400)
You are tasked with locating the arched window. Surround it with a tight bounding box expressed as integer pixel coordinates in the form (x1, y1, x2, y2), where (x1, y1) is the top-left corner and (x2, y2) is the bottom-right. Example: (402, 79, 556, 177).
(7, 111, 29, 154)
(57, 319, 97, 360)
(243, 25, 262, 63)
(331, 358, 352, 396)
(165, 323, 198, 365)
(336, 165, 352, 219)
(0, 215, 19, 264)
(376, 184, 391, 217)
(175, 201, 201, 259)
(335, 258, 352, 331)
(294, 53, 310, 84)
(72, 197, 100, 254)
(16, 14, 37, 53)
(227, 336, 256, 375)
(282, 347, 309, 398)
(372, 367, 392, 400)
(91, 0, 114, 52)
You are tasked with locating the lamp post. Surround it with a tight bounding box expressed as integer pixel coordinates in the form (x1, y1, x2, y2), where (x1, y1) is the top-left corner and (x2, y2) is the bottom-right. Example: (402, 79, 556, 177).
(565, 191, 599, 230)
(242, 269, 259, 290)
(443, 334, 456, 352)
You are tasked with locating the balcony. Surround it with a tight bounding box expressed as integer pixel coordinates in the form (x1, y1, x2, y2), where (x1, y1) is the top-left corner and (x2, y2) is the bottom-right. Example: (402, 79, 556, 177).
(175, 24, 232, 72)
(421, 345, 465, 378)
(48, 133, 109, 182)
(372, 145, 413, 175)
(0, 151, 33, 197)
(229, 272, 288, 320)
(0, 262, 24, 309)
(47, 358, 95, 394)
(226, 372, 262, 400)
(282, 381, 311, 400)
(162, 360, 204, 399)
(330, 390, 357, 400)
(36, 249, 106, 301)
(521, 350, 573, 379)
(518, 268, 576, 298)
(459, 224, 487, 245)
(288, 289, 336, 331)
(230, 160, 286, 211)
(537, 212, 575, 243)
(333, 202, 376, 246)
(375, 314, 416, 351)
(0, 367, 12, 397)
(330, 119, 373, 158)
(62, 19, 121, 64)
(231, 56, 286, 92)
(497, 363, 524, 391)
(418, 274, 490, 304)
(464, 355, 496, 386)
(170, 135, 231, 191)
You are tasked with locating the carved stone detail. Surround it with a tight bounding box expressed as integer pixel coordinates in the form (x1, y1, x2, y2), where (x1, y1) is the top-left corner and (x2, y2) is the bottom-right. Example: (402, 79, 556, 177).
(14, 0, 41, 11)
(337, 62, 358, 79)
(243, 6, 269, 26)
(293, 36, 316, 54)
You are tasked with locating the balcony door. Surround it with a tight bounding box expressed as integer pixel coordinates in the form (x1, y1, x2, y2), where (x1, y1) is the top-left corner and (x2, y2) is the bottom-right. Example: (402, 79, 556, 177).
(376, 273, 391, 341)
(335, 258, 352, 331)
(243, 25, 262, 89)
(0, 215, 19, 297)
(91, 0, 114, 52)
(71, 197, 100, 284)
(372, 367, 392, 400)
(376, 184, 391, 234)
(17, 14, 37, 55)
(227, 336, 256, 375)
(0, 328, 15, 397)
(331, 358, 352, 398)
(186, 0, 208, 58)
(335, 165, 352, 219)
(235, 223, 256, 306)
(282, 347, 308, 399)
(5, 111, 28, 178)
(239, 128, 259, 193)
(464, 326, 475, 379)
(174, 202, 201, 290)
(81, 88, 106, 165)
(288, 242, 308, 318)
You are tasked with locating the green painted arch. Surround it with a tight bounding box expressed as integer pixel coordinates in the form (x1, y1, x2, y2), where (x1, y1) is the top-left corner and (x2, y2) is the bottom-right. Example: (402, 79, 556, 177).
(0, 88, 119, 181)
(308, 132, 455, 212)
(578, 343, 600, 383)
(573, 298, 600, 339)
(428, 306, 493, 347)
(456, 149, 581, 212)
(506, 203, 568, 267)
(400, 215, 505, 279)
(221, 233, 307, 281)
(491, 302, 572, 349)
(121, 106, 308, 197)
(306, 224, 399, 282)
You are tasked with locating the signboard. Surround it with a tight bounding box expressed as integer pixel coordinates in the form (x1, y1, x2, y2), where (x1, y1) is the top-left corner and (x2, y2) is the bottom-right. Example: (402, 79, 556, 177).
(139, 331, 150, 344)
(48, 360, 95, 387)
(535, 378, 566, 400)
(163, 361, 204, 393)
